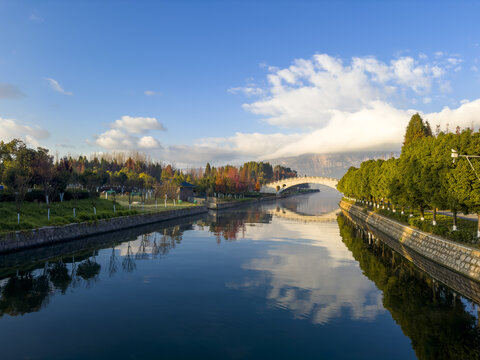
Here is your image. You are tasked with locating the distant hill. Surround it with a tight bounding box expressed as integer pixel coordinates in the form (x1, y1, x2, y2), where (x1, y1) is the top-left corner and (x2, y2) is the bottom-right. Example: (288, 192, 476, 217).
(268, 152, 398, 179)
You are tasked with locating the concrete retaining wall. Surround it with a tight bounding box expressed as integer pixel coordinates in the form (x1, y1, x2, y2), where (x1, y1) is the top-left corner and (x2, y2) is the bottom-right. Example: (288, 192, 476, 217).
(0, 206, 207, 254)
(340, 200, 480, 282)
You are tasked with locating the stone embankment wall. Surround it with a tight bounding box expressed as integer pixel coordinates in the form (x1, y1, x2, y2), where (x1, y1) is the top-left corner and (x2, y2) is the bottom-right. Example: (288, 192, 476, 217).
(341, 209, 480, 303)
(340, 201, 480, 283)
(0, 206, 207, 254)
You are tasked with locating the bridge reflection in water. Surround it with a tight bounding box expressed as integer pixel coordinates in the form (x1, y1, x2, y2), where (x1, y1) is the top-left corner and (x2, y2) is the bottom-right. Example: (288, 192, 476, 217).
(269, 207, 340, 223)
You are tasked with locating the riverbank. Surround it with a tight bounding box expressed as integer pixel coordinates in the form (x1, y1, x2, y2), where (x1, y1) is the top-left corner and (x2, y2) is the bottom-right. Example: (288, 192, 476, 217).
(0, 206, 208, 254)
(340, 200, 480, 282)
(205, 189, 319, 210)
(0, 190, 318, 254)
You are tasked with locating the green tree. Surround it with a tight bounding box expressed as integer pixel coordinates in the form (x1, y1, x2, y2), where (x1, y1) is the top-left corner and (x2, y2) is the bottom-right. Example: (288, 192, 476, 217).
(403, 113, 432, 149)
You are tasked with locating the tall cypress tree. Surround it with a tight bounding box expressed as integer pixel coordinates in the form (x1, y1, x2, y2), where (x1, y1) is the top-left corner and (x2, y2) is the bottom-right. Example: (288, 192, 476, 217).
(403, 113, 432, 149)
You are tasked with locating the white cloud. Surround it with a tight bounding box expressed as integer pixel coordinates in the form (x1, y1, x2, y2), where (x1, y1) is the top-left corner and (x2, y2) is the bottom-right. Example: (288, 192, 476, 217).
(138, 136, 160, 149)
(447, 57, 461, 66)
(95, 129, 136, 150)
(228, 87, 265, 97)
(144, 90, 156, 96)
(93, 116, 163, 151)
(240, 54, 446, 129)
(45, 77, 72, 96)
(424, 99, 480, 130)
(471, 65, 479, 72)
(111, 115, 166, 134)
(0, 117, 49, 146)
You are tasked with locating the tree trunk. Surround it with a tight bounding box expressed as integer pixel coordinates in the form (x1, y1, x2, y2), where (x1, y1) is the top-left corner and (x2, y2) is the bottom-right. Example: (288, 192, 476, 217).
(432, 208, 437, 226)
(420, 208, 425, 221)
(452, 211, 457, 231)
(477, 214, 480, 239)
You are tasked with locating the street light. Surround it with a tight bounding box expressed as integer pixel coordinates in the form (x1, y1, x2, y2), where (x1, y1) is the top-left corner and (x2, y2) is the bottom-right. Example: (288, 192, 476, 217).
(451, 148, 480, 182)
(452, 148, 480, 237)
(451, 149, 458, 163)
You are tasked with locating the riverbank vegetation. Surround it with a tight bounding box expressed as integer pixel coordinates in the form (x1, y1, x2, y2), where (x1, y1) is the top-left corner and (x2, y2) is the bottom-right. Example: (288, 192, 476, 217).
(0, 138, 296, 230)
(338, 113, 480, 243)
(0, 196, 197, 234)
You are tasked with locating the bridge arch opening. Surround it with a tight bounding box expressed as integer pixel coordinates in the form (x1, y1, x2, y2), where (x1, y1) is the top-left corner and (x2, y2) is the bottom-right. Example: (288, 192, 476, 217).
(260, 176, 339, 195)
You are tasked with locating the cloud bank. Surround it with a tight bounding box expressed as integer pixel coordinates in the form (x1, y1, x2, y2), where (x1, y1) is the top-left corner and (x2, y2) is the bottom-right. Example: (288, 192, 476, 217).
(88, 53, 479, 166)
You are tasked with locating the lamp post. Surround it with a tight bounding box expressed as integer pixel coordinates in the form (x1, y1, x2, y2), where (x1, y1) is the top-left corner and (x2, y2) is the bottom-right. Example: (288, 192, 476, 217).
(451, 149, 480, 181)
(451, 149, 480, 237)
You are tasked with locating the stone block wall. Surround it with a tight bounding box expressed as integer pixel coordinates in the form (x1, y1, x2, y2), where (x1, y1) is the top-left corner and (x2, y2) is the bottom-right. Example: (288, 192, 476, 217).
(0, 206, 208, 254)
(340, 200, 480, 282)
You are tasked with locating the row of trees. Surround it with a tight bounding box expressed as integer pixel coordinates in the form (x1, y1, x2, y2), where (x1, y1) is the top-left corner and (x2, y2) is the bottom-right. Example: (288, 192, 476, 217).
(0, 138, 298, 222)
(189, 162, 296, 195)
(337, 114, 480, 235)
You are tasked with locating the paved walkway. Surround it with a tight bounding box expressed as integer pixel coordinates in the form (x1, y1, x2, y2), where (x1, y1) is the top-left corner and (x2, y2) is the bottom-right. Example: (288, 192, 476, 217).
(426, 210, 478, 222)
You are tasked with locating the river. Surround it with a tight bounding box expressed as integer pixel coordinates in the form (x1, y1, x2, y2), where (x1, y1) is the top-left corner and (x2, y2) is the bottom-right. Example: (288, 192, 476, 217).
(0, 188, 479, 359)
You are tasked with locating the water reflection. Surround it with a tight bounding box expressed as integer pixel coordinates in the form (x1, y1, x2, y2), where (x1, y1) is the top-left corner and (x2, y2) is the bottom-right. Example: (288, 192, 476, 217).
(0, 192, 479, 359)
(197, 209, 273, 242)
(0, 254, 102, 317)
(0, 224, 193, 317)
(232, 212, 385, 324)
(338, 214, 480, 360)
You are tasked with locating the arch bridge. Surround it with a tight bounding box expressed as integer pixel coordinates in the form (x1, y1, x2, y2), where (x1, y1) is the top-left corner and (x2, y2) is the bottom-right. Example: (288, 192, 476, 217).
(260, 176, 338, 195)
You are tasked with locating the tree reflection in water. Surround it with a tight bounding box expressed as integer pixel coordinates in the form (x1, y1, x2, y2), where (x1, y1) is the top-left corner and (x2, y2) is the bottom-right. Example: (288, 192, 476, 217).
(0, 251, 100, 317)
(109, 247, 119, 277)
(122, 242, 136, 273)
(76, 252, 101, 283)
(0, 213, 260, 319)
(197, 208, 272, 243)
(0, 272, 50, 317)
(338, 214, 480, 360)
(48, 260, 72, 294)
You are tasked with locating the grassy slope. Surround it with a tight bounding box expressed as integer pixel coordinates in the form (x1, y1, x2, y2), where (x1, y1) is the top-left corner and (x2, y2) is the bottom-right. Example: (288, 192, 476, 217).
(0, 195, 197, 235)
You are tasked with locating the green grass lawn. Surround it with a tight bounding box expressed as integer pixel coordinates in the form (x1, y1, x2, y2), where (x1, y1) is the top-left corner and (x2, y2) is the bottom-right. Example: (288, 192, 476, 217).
(0, 195, 198, 235)
(114, 194, 197, 211)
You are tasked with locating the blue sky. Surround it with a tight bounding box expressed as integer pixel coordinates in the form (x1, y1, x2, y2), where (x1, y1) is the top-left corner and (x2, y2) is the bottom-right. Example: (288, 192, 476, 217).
(1, 0, 480, 166)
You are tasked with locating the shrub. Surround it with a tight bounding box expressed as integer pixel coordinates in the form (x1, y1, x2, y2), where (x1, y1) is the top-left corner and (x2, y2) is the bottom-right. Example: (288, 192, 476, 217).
(0, 190, 15, 202)
(25, 189, 45, 202)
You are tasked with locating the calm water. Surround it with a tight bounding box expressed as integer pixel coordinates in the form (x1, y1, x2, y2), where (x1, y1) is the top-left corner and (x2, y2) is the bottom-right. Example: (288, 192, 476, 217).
(1, 188, 479, 359)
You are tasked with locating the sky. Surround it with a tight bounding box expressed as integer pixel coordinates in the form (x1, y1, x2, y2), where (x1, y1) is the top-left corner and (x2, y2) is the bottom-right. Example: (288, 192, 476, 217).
(1, 0, 480, 167)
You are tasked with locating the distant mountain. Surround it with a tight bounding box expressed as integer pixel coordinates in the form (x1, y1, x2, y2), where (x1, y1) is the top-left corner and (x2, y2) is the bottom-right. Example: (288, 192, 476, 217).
(269, 152, 398, 179)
